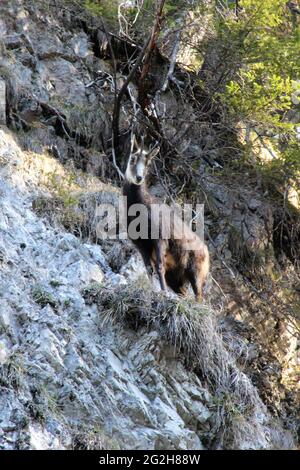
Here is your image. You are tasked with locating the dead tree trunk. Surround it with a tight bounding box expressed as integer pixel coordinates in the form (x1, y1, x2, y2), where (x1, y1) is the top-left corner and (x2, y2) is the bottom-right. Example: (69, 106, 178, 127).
(137, 0, 166, 129)
(0, 80, 6, 125)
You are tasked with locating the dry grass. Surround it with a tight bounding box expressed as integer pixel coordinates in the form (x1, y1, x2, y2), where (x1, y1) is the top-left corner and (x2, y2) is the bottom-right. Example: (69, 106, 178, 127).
(82, 278, 295, 449)
(71, 426, 120, 450)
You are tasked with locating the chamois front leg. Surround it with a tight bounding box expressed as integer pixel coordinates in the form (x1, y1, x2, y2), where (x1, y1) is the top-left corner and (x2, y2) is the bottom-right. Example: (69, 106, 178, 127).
(140, 249, 154, 279)
(155, 240, 167, 291)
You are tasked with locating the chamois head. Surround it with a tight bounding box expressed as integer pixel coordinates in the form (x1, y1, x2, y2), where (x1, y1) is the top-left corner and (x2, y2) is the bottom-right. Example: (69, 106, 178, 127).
(125, 135, 159, 186)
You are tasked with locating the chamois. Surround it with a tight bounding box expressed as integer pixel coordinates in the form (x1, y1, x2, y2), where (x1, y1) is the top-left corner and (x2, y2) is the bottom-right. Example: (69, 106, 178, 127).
(123, 136, 209, 302)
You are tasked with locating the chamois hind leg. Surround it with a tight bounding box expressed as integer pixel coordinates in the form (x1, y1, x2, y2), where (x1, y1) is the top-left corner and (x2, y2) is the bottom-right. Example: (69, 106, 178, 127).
(178, 285, 188, 297)
(189, 249, 210, 302)
(155, 240, 167, 291)
(188, 272, 203, 302)
(188, 265, 207, 302)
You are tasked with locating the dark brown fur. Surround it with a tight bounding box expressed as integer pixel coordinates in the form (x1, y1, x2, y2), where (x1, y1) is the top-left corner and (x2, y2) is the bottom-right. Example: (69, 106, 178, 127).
(123, 181, 209, 301)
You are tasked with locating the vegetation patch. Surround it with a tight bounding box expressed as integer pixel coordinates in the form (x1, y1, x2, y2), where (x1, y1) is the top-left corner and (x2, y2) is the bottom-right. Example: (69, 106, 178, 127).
(72, 426, 120, 450)
(0, 351, 25, 390)
(32, 285, 59, 311)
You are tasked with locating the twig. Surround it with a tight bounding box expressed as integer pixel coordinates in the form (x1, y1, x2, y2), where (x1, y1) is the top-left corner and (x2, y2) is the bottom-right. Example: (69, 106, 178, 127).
(161, 27, 181, 92)
(211, 275, 227, 298)
(207, 232, 236, 280)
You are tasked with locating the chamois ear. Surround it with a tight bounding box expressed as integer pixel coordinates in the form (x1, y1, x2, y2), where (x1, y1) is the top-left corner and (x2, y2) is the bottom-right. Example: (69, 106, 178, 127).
(147, 146, 160, 161)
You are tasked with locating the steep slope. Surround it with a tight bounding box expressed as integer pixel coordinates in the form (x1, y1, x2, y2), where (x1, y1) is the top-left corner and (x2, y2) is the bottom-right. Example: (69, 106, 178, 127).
(0, 127, 295, 449)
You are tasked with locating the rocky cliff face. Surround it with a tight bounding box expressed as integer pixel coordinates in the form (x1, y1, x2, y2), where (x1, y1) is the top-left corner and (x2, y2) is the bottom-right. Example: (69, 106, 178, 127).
(0, 1, 298, 450)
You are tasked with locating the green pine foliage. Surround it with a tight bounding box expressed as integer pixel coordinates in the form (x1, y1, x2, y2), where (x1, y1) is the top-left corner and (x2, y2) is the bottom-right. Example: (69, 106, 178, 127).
(215, 0, 300, 180)
(84, 0, 119, 23)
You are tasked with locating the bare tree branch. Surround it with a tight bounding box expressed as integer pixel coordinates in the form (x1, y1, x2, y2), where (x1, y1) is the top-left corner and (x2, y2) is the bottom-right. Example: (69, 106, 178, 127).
(112, 35, 151, 165)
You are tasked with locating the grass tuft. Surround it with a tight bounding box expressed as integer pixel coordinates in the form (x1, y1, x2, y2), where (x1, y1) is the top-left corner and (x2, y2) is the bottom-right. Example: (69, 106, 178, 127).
(84, 278, 294, 449)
